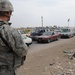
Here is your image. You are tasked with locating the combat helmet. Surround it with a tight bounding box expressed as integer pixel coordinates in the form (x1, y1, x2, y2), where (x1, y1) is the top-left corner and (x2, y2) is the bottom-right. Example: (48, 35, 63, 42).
(0, 0, 14, 12)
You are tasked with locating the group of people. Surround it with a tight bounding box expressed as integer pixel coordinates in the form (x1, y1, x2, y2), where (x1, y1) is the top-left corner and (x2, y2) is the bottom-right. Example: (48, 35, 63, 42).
(0, 0, 28, 75)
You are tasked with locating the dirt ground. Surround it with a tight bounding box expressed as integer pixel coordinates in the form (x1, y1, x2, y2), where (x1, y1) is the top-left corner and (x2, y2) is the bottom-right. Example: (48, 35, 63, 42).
(18, 36, 75, 75)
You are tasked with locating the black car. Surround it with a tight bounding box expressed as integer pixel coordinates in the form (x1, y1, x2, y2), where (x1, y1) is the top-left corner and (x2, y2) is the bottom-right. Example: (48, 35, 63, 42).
(30, 27, 50, 40)
(30, 29, 45, 40)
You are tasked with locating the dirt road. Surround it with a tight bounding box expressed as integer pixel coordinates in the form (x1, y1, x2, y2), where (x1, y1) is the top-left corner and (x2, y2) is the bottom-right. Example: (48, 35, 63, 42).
(18, 37, 75, 75)
(28, 39, 71, 53)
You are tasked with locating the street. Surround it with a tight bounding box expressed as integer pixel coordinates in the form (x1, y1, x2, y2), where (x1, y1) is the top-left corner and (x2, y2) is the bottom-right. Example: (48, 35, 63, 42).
(28, 38, 71, 53)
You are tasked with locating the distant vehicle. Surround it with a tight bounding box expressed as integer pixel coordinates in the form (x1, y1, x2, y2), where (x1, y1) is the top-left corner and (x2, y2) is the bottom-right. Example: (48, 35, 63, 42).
(36, 31, 60, 43)
(30, 27, 50, 40)
(60, 28, 74, 38)
(18, 30, 32, 46)
(30, 29, 45, 40)
(54, 29, 61, 37)
(21, 34, 32, 47)
(54, 30, 61, 34)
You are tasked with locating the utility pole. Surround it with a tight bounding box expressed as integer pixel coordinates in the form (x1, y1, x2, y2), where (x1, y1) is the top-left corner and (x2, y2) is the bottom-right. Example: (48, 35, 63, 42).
(74, 18, 75, 27)
(68, 19, 70, 27)
(41, 16, 43, 27)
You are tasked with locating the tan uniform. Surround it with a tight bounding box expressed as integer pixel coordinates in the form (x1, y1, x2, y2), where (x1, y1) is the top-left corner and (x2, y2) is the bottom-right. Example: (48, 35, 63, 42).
(0, 20, 28, 75)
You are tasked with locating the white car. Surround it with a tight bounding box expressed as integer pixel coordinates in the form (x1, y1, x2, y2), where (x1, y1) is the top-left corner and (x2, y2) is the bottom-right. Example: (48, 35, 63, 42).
(22, 34, 32, 46)
(18, 30, 32, 46)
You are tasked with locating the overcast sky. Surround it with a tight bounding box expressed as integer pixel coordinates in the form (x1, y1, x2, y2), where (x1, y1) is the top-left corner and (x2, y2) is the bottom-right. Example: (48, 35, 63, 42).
(10, 0, 75, 28)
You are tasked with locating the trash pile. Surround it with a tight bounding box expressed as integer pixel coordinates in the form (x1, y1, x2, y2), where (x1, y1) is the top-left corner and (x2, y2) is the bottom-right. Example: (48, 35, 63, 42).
(63, 49, 75, 60)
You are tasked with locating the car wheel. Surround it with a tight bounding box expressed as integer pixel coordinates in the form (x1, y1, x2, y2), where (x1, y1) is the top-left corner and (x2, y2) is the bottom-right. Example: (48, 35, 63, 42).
(37, 40, 41, 43)
(47, 38, 51, 43)
(26, 43, 29, 47)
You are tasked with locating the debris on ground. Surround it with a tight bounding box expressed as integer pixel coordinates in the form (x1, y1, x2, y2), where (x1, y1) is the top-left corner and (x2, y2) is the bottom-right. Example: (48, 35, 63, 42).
(63, 49, 75, 60)
(44, 49, 75, 75)
(44, 60, 75, 75)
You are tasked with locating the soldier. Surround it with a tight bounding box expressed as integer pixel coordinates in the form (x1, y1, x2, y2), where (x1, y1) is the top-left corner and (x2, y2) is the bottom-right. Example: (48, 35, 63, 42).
(0, 0, 28, 75)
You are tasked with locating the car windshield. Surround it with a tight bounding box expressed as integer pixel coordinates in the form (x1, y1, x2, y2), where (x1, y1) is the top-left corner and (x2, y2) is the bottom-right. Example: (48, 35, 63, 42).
(42, 32, 51, 35)
(19, 30, 25, 34)
(22, 35, 27, 39)
(54, 30, 61, 34)
(55, 30, 61, 32)
(61, 29, 70, 33)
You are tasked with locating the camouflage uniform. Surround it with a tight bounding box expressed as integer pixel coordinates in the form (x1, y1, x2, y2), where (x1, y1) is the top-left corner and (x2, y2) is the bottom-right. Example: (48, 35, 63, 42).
(0, 0, 28, 75)
(0, 20, 28, 75)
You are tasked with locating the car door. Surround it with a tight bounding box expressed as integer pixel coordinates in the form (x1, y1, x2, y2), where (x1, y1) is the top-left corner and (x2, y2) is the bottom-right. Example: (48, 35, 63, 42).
(49, 32, 54, 41)
(51, 32, 57, 40)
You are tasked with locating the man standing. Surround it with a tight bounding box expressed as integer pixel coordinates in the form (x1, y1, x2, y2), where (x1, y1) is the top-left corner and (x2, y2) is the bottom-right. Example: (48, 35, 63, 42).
(0, 0, 28, 75)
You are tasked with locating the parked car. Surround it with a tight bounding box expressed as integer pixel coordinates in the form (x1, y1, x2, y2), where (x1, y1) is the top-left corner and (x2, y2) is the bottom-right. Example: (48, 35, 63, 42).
(36, 31, 60, 43)
(60, 28, 74, 38)
(30, 29, 45, 40)
(30, 27, 50, 41)
(18, 30, 32, 46)
(21, 34, 32, 47)
(54, 29, 61, 37)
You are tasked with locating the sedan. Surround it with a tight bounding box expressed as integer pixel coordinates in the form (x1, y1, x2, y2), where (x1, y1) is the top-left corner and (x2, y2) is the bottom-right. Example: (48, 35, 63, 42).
(18, 30, 32, 46)
(36, 31, 60, 43)
(22, 34, 32, 47)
